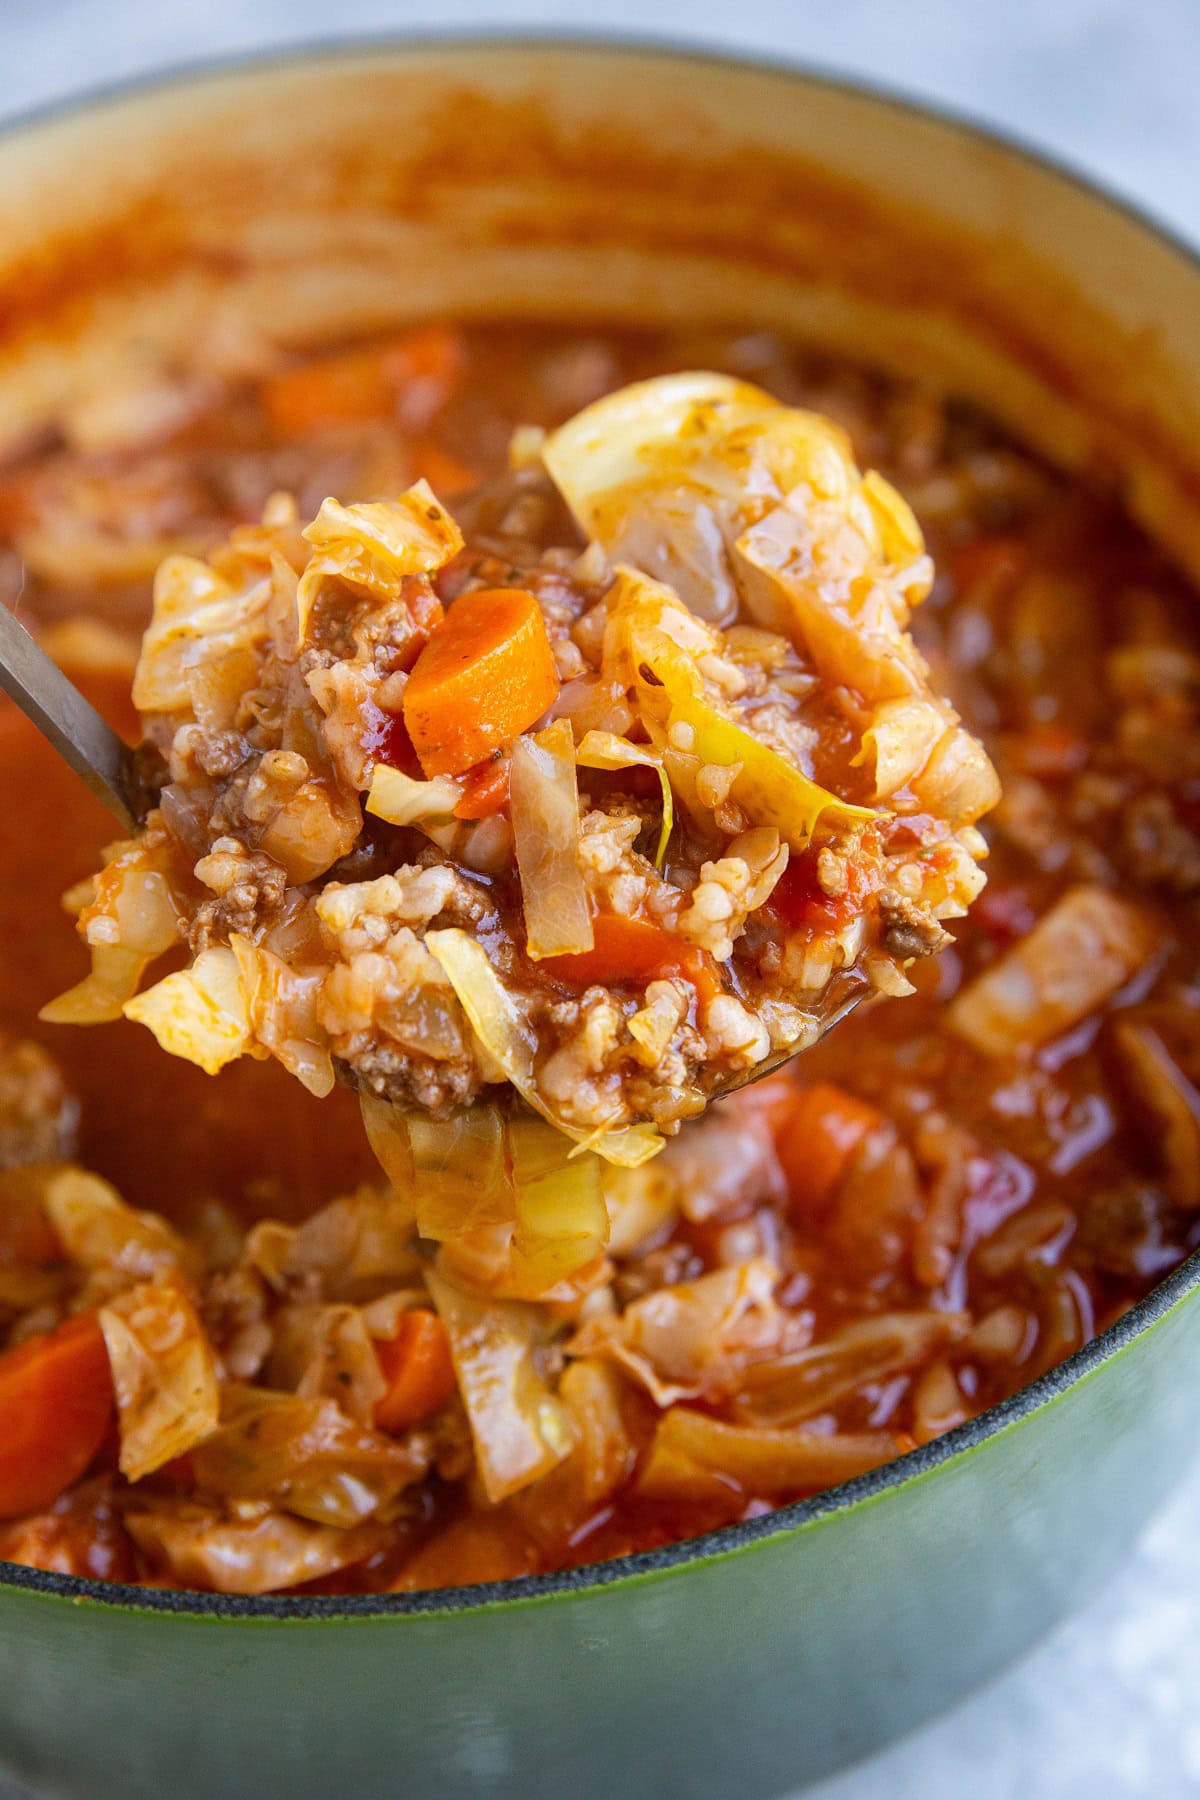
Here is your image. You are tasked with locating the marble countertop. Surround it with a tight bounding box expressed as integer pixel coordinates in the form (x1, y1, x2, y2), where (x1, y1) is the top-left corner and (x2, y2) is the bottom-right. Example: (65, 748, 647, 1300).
(3, 2, 1199, 1794)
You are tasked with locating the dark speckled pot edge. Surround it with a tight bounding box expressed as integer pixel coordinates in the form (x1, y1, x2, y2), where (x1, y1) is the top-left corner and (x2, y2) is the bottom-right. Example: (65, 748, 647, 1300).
(0, 29, 1197, 1628)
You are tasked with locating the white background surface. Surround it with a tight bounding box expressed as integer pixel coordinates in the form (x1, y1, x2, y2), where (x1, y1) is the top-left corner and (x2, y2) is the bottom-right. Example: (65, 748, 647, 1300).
(5, 3, 1200, 1796)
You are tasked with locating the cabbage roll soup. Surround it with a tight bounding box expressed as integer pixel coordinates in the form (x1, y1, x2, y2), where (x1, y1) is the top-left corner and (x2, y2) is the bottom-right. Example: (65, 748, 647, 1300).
(0, 323, 1196, 1595)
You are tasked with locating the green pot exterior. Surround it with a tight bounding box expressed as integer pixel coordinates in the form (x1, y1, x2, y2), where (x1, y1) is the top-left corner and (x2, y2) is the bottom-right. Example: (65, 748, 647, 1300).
(0, 1265, 1195, 1800)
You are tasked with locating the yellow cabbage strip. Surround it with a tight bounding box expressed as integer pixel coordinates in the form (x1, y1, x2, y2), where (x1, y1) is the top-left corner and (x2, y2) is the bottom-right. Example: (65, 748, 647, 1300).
(575, 729, 674, 868)
(511, 719, 594, 959)
(627, 607, 873, 851)
(123, 946, 256, 1076)
(366, 765, 463, 830)
(425, 1268, 574, 1503)
(507, 1114, 609, 1293)
(296, 484, 463, 641)
(424, 928, 663, 1167)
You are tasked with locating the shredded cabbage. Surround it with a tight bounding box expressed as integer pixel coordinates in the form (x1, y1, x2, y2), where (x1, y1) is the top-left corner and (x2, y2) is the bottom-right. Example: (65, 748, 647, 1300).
(40, 836, 183, 1026)
(133, 556, 270, 714)
(125, 1503, 386, 1596)
(268, 1302, 387, 1426)
(568, 1259, 782, 1405)
(575, 729, 674, 868)
(425, 1268, 574, 1503)
(543, 372, 896, 627)
(510, 719, 593, 959)
(1111, 1020, 1200, 1209)
(99, 1277, 220, 1481)
(424, 927, 663, 1167)
(732, 1310, 969, 1426)
(42, 1167, 188, 1284)
(365, 765, 463, 831)
(296, 484, 463, 641)
(360, 1097, 516, 1242)
(123, 946, 255, 1076)
(948, 885, 1158, 1056)
(192, 1385, 421, 1526)
(607, 569, 873, 850)
(507, 1114, 609, 1294)
(230, 936, 334, 1099)
(246, 1180, 419, 1300)
(638, 1409, 900, 1503)
(361, 1099, 607, 1293)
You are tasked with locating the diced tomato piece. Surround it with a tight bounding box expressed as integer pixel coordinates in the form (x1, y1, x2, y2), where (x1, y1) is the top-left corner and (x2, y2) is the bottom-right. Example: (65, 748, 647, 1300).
(454, 757, 511, 820)
(541, 912, 722, 1005)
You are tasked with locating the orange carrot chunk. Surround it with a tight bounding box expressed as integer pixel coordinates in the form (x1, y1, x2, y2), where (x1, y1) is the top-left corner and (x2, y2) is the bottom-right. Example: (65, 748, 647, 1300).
(774, 1082, 887, 1214)
(403, 588, 560, 778)
(374, 1310, 457, 1436)
(262, 325, 463, 437)
(542, 912, 722, 1005)
(0, 1311, 114, 1518)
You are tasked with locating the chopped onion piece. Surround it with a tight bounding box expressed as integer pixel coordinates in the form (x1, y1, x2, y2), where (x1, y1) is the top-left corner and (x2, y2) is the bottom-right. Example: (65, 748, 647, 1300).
(424, 927, 663, 1166)
(425, 1268, 573, 1503)
(510, 719, 594, 959)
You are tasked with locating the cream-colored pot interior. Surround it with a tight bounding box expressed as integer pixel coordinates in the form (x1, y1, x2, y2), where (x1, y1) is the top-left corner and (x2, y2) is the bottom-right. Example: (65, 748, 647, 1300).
(0, 41, 1198, 574)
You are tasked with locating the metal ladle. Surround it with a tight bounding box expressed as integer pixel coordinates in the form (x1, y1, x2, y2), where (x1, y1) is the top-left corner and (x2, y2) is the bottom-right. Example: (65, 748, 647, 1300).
(0, 602, 147, 832)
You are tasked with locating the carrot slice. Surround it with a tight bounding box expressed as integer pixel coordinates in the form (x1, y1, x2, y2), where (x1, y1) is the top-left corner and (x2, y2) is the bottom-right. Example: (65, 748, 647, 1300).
(774, 1082, 887, 1213)
(0, 1311, 114, 1518)
(542, 912, 722, 1005)
(411, 441, 480, 496)
(262, 326, 463, 437)
(374, 1311, 457, 1435)
(403, 588, 560, 777)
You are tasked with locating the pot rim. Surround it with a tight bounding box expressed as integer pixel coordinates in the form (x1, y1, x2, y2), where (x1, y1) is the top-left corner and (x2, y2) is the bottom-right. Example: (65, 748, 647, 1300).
(2, 27, 1198, 1623)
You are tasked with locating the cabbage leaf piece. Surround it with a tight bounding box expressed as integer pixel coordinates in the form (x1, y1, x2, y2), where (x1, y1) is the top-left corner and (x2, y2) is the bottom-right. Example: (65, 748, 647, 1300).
(99, 1277, 220, 1482)
(425, 1268, 574, 1503)
(296, 483, 463, 641)
(360, 1099, 609, 1295)
(123, 946, 256, 1076)
(543, 371, 927, 629)
(510, 719, 593, 959)
(606, 568, 873, 851)
(575, 729, 674, 869)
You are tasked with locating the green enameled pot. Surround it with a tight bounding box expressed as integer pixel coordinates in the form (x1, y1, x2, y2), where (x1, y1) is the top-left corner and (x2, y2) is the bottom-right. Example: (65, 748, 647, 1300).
(1, 38, 1199, 1800)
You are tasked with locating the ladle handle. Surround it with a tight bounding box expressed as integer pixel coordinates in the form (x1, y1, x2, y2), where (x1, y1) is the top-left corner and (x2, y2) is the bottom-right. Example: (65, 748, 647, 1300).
(0, 602, 145, 833)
